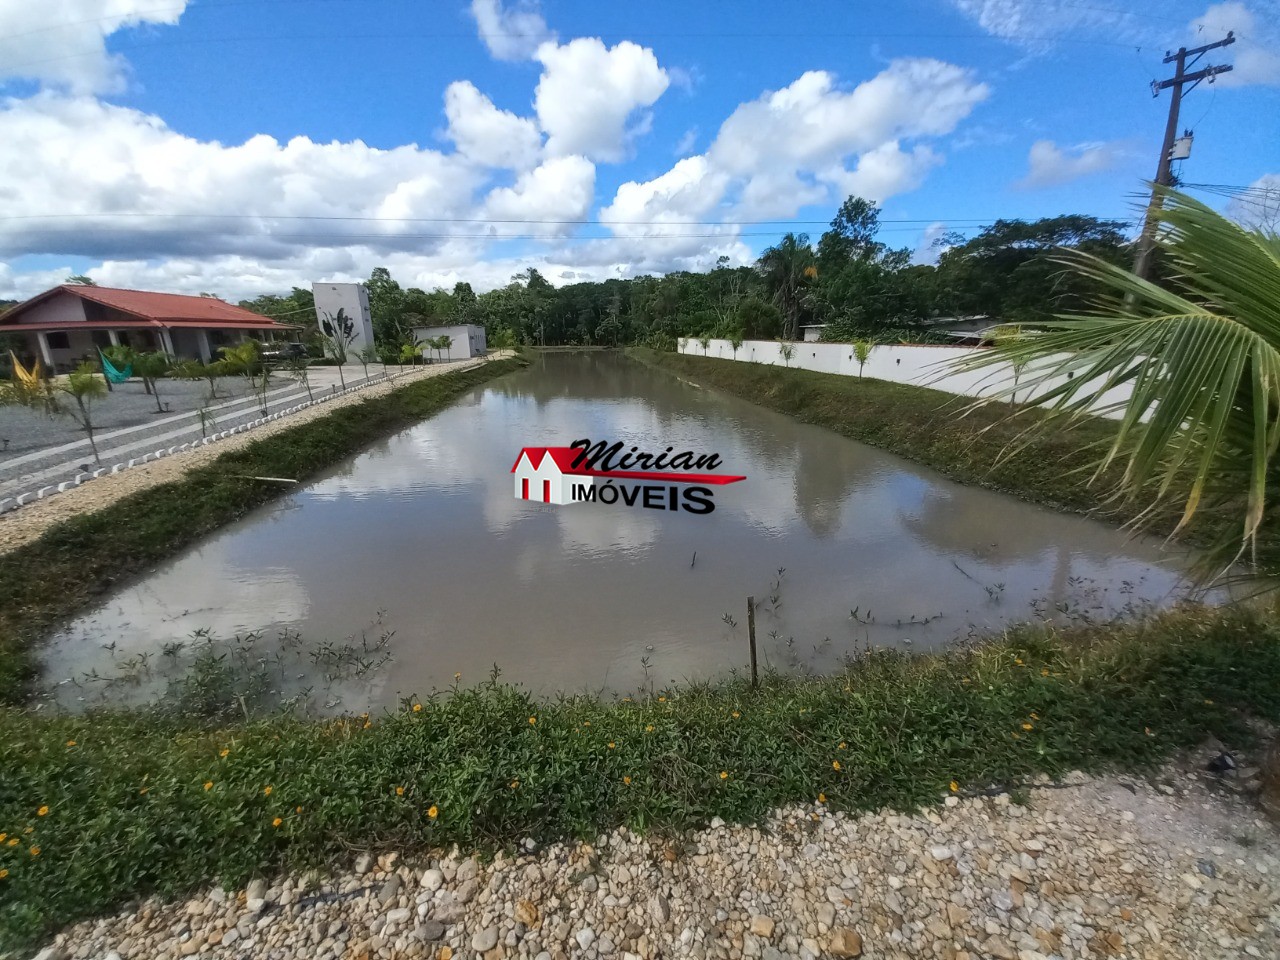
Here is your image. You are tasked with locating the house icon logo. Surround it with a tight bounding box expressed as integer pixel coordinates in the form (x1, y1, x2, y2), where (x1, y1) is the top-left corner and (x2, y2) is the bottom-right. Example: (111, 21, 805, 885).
(511, 447, 592, 506)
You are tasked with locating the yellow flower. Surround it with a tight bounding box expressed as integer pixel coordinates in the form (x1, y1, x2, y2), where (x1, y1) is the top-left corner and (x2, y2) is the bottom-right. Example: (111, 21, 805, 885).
(528, 716, 537, 725)
(719, 771, 728, 780)
(139, 787, 149, 796)
(29, 846, 40, 857)
(731, 711, 740, 719)
(1012, 732, 1022, 739)
(272, 817, 283, 828)
(413, 703, 423, 713)
(817, 792, 827, 803)
(0, 869, 7, 879)
(204, 781, 213, 790)
(623, 776, 632, 785)
(1204, 699, 1214, 705)
(395, 786, 405, 796)
(837, 742, 847, 750)
(66, 740, 76, 747)
(658, 696, 666, 703)
(961, 677, 971, 684)
(0, 833, 5, 843)
(427, 805, 439, 820)
(1015, 658, 1024, 666)
(1040, 668, 1050, 677)
(295, 806, 303, 814)
(645, 724, 654, 733)
(621, 697, 632, 702)
(1029, 712, 1039, 721)
(5, 838, 16, 847)
(263, 786, 273, 796)
(949, 780, 960, 792)
(607, 742, 616, 750)
(1021, 723, 1033, 731)
(454, 672, 461, 680)
(363, 721, 372, 730)
(582, 721, 591, 727)
(37, 806, 48, 817)
(832, 760, 842, 771)
(220, 748, 229, 758)
(509, 780, 520, 789)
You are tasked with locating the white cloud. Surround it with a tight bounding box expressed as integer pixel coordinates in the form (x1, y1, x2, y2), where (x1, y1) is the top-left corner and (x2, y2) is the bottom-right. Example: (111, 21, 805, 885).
(469, 0, 555, 62)
(946, 0, 1140, 49)
(606, 59, 986, 223)
(0, 0, 190, 95)
(444, 81, 542, 169)
(480, 155, 595, 234)
(1190, 3, 1280, 87)
(0, 93, 483, 261)
(912, 221, 950, 265)
(673, 127, 698, 157)
(1016, 139, 1123, 189)
(534, 38, 670, 162)
(1227, 172, 1280, 229)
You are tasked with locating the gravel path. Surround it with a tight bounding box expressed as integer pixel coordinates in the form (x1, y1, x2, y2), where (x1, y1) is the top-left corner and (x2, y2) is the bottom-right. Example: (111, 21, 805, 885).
(30, 767, 1280, 960)
(0, 358, 498, 558)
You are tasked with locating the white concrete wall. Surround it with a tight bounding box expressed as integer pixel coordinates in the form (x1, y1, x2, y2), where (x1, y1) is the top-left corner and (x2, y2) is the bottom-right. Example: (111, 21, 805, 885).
(677, 338, 1132, 417)
(312, 282, 375, 363)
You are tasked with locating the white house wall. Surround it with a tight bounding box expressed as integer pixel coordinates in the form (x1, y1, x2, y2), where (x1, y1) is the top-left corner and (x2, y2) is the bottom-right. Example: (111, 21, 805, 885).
(677, 339, 1133, 419)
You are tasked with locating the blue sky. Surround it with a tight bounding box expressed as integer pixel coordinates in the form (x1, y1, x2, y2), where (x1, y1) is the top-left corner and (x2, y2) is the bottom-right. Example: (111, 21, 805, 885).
(0, 0, 1276, 300)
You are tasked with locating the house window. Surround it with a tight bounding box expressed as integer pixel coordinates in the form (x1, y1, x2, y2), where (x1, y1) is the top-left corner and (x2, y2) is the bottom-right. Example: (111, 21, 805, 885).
(46, 332, 70, 349)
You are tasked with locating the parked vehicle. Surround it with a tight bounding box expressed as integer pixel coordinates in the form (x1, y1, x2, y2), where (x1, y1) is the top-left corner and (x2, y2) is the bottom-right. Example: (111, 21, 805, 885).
(260, 342, 307, 362)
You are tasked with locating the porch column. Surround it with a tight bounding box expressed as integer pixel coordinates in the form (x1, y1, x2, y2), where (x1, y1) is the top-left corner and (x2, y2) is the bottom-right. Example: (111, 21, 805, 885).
(35, 331, 54, 369)
(107, 330, 121, 347)
(157, 327, 175, 356)
(195, 329, 212, 363)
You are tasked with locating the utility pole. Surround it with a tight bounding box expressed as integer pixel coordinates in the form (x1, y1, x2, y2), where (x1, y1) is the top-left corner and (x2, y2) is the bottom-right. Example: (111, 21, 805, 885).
(1132, 32, 1234, 281)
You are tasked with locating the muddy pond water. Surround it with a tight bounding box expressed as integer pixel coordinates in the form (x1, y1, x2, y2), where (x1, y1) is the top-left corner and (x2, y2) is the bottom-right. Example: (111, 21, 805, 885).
(43, 352, 1194, 712)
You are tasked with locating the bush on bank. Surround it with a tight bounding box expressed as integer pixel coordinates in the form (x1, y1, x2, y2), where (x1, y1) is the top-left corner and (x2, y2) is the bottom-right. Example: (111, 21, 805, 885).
(0, 358, 526, 705)
(2, 604, 1279, 950)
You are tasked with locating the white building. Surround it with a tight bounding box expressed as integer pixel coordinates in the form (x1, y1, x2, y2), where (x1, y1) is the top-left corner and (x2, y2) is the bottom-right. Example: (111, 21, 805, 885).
(411, 324, 487, 360)
(511, 447, 592, 506)
(312, 282, 375, 364)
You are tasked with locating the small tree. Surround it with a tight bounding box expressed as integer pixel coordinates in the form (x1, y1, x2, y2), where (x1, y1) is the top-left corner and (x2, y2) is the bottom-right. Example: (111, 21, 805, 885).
(133, 351, 171, 412)
(778, 342, 795, 368)
(993, 325, 1028, 404)
(357, 343, 380, 382)
(853, 339, 874, 378)
(318, 307, 358, 390)
(698, 335, 712, 356)
(175, 358, 228, 400)
(399, 341, 422, 371)
(436, 335, 453, 362)
(220, 341, 271, 416)
(55, 362, 108, 463)
(284, 354, 314, 401)
(729, 331, 744, 361)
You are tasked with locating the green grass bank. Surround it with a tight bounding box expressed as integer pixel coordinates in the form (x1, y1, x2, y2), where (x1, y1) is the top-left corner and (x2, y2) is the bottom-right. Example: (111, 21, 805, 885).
(628, 348, 1138, 521)
(0, 357, 525, 705)
(3, 605, 1278, 949)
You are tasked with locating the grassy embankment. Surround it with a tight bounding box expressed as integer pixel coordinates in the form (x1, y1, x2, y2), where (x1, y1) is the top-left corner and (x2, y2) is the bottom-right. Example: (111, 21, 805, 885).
(0, 357, 526, 704)
(628, 348, 1144, 523)
(2, 348, 1279, 950)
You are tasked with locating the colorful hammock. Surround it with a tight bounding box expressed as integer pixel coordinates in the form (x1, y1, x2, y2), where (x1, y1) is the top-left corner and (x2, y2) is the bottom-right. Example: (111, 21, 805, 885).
(98, 349, 132, 384)
(9, 350, 41, 386)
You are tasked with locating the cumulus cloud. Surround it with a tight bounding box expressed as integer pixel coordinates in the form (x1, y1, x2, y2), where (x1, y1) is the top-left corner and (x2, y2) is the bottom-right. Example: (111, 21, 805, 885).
(534, 38, 670, 162)
(469, 0, 555, 61)
(480, 155, 595, 234)
(0, 94, 482, 261)
(0, 0, 190, 95)
(1016, 139, 1123, 189)
(444, 81, 542, 169)
(1190, 3, 1280, 87)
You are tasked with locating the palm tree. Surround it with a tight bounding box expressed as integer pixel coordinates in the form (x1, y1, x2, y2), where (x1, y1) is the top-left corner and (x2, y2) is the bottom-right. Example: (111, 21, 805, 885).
(959, 188, 1280, 582)
(758, 233, 815, 341)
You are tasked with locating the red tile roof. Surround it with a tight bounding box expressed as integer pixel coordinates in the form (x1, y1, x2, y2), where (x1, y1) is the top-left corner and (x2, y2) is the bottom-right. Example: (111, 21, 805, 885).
(0, 285, 291, 329)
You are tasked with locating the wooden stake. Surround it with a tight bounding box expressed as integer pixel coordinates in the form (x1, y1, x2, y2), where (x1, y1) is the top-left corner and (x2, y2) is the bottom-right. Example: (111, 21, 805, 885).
(747, 595, 758, 688)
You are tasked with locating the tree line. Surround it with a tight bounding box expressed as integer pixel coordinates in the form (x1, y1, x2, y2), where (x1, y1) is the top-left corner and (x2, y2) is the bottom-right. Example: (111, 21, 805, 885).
(238, 195, 1133, 354)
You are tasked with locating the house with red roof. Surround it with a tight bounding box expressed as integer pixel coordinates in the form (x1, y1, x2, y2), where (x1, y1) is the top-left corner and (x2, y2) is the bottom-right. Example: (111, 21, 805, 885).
(511, 447, 593, 506)
(0, 284, 297, 373)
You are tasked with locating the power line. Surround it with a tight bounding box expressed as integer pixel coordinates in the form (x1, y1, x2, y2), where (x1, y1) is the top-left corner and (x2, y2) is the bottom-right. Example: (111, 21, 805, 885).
(0, 213, 1046, 227)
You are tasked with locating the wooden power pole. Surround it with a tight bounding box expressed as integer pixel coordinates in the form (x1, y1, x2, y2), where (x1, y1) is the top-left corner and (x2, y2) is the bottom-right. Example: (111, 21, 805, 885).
(1132, 32, 1235, 281)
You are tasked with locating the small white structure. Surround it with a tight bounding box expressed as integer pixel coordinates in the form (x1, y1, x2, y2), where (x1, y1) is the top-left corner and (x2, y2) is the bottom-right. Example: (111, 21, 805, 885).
(411, 324, 487, 360)
(312, 282, 375, 364)
(511, 447, 591, 506)
(800, 324, 828, 342)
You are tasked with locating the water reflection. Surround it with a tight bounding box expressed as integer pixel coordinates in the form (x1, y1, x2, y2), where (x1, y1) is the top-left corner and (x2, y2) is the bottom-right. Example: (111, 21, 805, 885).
(42, 352, 1193, 711)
